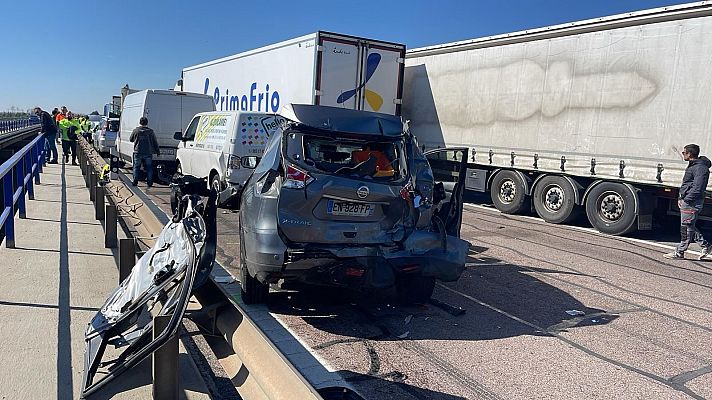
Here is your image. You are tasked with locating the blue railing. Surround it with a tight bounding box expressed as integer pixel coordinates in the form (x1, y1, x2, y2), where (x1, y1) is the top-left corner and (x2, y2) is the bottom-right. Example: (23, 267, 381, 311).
(0, 133, 45, 248)
(0, 118, 39, 134)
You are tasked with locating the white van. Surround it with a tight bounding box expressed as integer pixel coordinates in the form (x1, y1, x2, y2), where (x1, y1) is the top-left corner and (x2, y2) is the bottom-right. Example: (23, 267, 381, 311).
(117, 89, 215, 172)
(175, 111, 286, 204)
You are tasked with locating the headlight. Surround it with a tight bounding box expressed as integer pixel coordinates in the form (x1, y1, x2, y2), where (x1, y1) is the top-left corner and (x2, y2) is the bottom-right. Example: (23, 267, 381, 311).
(228, 155, 241, 169)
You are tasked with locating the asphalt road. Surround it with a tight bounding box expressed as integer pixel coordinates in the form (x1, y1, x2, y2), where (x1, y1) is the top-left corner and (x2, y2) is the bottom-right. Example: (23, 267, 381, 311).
(128, 176, 712, 400)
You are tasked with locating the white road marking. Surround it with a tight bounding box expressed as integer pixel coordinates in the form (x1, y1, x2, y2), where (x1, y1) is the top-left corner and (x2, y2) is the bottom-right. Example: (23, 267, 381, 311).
(463, 203, 703, 257)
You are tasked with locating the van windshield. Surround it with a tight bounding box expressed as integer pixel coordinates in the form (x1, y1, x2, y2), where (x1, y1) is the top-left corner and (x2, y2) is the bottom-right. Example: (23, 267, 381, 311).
(286, 133, 407, 181)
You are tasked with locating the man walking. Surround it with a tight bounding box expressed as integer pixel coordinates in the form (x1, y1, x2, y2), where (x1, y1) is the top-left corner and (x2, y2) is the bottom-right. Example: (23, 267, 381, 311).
(665, 144, 712, 260)
(129, 116, 160, 187)
(34, 107, 58, 164)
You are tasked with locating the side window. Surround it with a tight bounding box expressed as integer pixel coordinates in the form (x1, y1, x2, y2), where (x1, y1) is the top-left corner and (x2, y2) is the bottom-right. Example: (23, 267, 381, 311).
(184, 117, 199, 141)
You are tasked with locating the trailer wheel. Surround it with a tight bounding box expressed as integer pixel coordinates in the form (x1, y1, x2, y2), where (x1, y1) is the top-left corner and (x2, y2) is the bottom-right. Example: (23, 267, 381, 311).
(585, 182, 637, 235)
(239, 225, 269, 304)
(490, 170, 527, 214)
(533, 176, 580, 224)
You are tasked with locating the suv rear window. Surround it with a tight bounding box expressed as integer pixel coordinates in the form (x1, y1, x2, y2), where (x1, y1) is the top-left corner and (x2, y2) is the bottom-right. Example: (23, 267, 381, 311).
(287, 133, 406, 181)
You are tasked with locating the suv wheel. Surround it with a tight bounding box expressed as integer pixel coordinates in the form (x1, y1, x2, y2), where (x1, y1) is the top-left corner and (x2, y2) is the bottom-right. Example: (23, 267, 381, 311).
(239, 228, 268, 304)
(396, 275, 436, 305)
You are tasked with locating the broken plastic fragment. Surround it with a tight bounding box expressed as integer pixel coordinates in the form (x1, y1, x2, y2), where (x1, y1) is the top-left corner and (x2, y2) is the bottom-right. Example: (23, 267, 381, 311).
(565, 310, 585, 316)
(404, 314, 413, 325)
(213, 275, 236, 284)
(397, 331, 410, 339)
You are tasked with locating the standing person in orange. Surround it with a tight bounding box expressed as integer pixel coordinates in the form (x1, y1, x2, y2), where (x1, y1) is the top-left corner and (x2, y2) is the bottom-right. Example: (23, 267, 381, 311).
(56, 106, 67, 124)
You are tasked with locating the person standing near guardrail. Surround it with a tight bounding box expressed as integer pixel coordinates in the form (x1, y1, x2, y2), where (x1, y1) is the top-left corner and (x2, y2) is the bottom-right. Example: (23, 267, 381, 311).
(34, 107, 58, 164)
(129, 116, 160, 187)
(59, 112, 81, 165)
(665, 144, 712, 260)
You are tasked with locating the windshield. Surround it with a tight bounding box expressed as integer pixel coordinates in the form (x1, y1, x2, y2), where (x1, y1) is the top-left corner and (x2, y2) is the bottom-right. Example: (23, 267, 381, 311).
(286, 132, 407, 181)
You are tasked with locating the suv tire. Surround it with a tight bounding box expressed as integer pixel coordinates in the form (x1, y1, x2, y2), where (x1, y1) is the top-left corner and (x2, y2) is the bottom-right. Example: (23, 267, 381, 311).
(239, 226, 268, 304)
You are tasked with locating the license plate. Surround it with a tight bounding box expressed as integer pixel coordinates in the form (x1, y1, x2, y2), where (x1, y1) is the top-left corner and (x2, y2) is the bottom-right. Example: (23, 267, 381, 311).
(327, 200, 374, 217)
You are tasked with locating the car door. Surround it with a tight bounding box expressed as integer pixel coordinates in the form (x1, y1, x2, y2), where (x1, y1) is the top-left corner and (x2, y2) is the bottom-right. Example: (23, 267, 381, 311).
(179, 116, 200, 175)
(424, 148, 469, 237)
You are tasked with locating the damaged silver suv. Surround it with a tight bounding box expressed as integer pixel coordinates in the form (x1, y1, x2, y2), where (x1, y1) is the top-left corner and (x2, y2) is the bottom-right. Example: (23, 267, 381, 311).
(239, 104, 469, 304)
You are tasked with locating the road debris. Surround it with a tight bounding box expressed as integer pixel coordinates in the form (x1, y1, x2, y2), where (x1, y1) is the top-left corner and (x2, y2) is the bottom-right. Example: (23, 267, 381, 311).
(429, 298, 466, 316)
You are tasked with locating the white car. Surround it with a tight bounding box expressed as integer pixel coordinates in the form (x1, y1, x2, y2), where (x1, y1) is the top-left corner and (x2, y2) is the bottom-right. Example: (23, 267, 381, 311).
(93, 118, 120, 153)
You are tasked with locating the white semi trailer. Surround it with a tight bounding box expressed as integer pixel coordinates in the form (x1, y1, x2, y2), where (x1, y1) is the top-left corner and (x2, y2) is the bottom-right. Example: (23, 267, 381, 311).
(180, 31, 406, 116)
(403, 2, 712, 235)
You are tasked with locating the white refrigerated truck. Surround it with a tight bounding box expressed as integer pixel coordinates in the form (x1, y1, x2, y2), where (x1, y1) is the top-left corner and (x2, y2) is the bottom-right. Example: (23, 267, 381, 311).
(180, 31, 406, 116)
(403, 2, 712, 235)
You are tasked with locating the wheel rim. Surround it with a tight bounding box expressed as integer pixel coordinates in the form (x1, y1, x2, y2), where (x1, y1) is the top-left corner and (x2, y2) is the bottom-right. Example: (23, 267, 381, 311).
(597, 191, 625, 222)
(499, 179, 517, 204)
(543, 184, 564, 212)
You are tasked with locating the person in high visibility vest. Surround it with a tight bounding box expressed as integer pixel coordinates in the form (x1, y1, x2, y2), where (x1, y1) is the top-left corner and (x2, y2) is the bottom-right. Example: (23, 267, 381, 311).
(59, 112, 81, 165)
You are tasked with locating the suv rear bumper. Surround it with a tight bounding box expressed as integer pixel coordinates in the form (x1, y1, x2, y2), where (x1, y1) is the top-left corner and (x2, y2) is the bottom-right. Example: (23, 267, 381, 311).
(247, 230, 469, 288)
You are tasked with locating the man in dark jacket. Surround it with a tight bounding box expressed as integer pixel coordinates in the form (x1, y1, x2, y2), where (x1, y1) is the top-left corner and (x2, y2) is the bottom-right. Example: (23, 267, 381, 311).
(34, 107, 58, 164)
(665, 144, 712, 260)
(129, 116, 160, 187)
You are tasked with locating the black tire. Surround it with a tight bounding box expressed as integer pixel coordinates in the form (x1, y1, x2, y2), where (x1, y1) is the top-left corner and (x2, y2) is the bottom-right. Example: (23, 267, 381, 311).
(490, 170, 528, 214)
(396, 275, 436, 305)
(533, 175, 580, 224)
(585, 182, 638, 235)
(239, 225, 268, 304)
(210, 173, 222, 193)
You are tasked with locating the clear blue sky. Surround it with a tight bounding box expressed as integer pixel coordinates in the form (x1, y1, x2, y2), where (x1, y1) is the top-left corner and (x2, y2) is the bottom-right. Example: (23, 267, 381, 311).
(0, 0, 695, 114)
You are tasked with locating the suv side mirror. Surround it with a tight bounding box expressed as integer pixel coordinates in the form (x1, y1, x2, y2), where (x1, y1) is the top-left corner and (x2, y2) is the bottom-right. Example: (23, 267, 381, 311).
(241, 156, 259, 169)
(173, 131, 183, 141)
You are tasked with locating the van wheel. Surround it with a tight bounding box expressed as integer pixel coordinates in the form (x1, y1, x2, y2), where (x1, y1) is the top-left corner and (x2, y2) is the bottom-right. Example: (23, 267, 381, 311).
(585, 182, 638, 235)
(533, 175, 580, 224)
(396, 275, 435, 305)
(490, 170, 527, 214)
(239, 227, 268, 304)
(210, 173, 222, 193)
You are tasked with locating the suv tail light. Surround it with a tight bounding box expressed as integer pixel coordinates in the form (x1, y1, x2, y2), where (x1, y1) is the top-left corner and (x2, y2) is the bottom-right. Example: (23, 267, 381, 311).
(283, 165, 314, 189)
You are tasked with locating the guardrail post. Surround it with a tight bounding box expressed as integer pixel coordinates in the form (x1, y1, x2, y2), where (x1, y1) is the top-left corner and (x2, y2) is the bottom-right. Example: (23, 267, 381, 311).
(89, 170, 97, 202)
(15, 163, 26, 219)
(119, 238, 136, 283)
(25, 151, 34, 200)
(33, 142, 41, 185)
(2, 175, 15, 248)
(152, 314, 178, 400)
(95, 185, 105, 220)
(105, 204, 117, 248)
(84, 158, 90, 187)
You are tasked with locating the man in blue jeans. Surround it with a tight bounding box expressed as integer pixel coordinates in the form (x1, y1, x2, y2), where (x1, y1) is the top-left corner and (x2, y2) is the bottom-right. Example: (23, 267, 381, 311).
(665, 144, 712, 260)
(129, 116, 160, 187)
(34, 107, 58, 164)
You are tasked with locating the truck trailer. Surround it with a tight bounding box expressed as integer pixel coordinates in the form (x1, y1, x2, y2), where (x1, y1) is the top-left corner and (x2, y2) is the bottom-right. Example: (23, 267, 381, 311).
(403, 2, 712, 235)
(180, 31, 406, 116)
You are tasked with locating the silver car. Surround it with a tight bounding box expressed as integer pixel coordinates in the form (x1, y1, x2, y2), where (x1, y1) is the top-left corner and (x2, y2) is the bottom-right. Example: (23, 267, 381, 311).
(239, 105, 469, 304)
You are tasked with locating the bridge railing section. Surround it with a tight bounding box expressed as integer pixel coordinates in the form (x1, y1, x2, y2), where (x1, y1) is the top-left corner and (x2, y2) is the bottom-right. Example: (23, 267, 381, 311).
(0, 134, 45, 247)
(0, 118, 40, 134)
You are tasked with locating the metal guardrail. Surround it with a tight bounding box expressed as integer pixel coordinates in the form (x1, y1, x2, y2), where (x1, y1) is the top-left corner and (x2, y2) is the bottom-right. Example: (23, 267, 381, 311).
(75, 137, 327, 400)
(0, 126, 42, 150)
(0, 133, 45, 248)
(0, 118, 39, 134)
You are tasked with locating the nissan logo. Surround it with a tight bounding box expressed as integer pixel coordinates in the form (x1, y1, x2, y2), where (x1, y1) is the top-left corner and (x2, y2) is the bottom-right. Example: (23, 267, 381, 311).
(357, 186, 369, 199)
